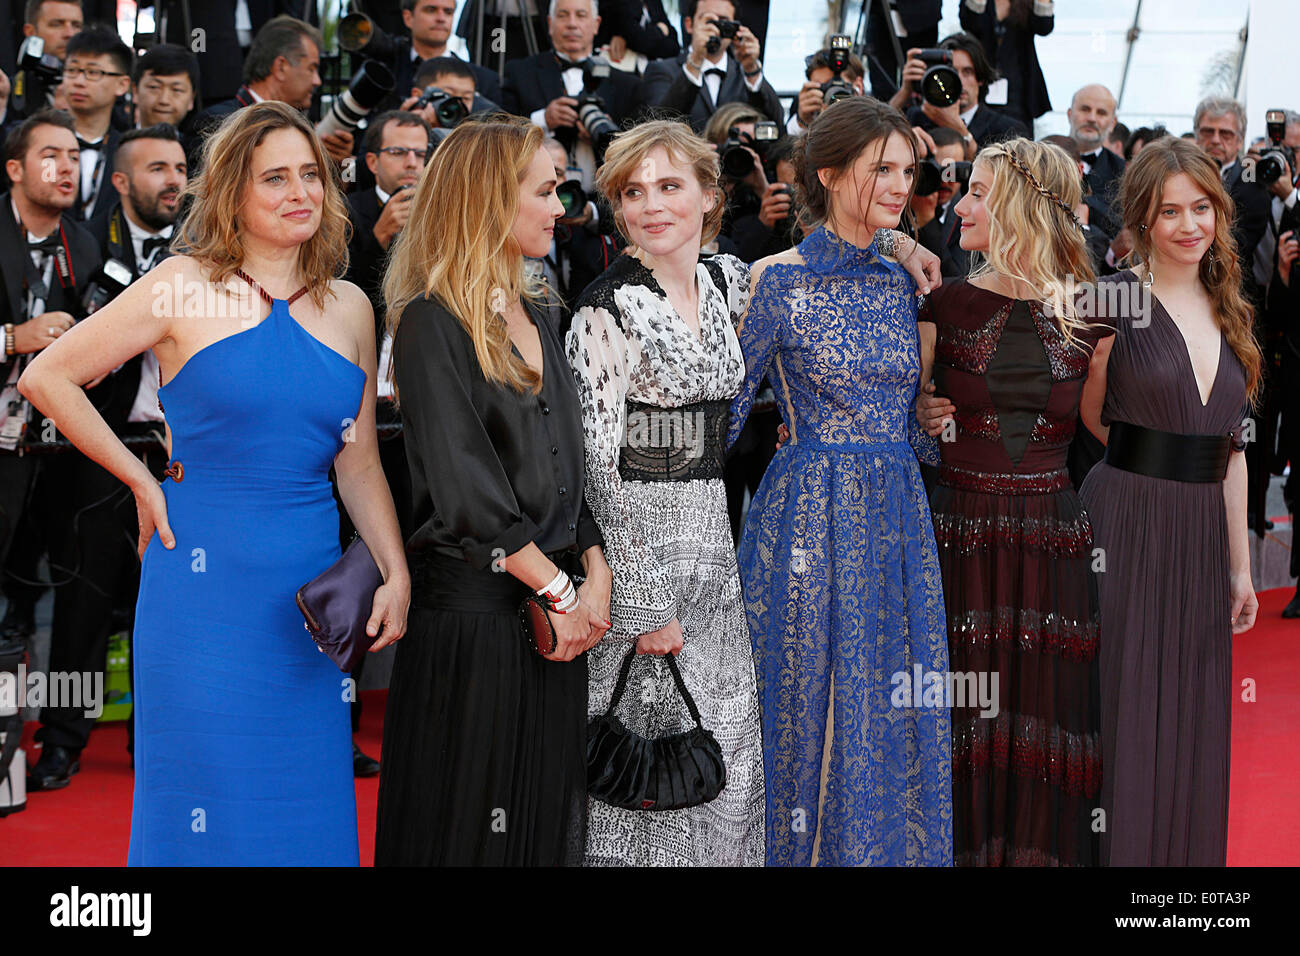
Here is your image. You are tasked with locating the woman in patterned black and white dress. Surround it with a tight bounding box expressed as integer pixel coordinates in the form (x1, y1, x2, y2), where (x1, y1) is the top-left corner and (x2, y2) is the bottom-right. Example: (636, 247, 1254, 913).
(565, 120, 764, 866)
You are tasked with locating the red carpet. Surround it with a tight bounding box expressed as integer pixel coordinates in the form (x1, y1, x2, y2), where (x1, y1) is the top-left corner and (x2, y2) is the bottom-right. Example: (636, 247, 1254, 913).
(3, 601, 1297, 866)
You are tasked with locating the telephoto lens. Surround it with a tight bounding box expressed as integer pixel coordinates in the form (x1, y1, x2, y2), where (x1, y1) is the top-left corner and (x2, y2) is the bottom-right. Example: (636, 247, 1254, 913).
(916, 49, 961, 108)
(338, 13, 402, 62)
(556, 180, 587, 218)
(317, 60, 395, 138)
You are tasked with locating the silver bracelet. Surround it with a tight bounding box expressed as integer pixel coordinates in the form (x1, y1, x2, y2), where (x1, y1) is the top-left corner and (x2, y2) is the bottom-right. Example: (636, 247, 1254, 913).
(876, 229, 897, 258)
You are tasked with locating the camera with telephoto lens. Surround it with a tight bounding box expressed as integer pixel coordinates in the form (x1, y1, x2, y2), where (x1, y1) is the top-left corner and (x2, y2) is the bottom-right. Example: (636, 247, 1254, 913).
(706, 18, 741, 55)
(819, 34, 857, 106)
(914, 48, 961, 109)
(413, 86, 469, 129)
(721, 121, 779, 179)
(916, 159, 973, 197)
(556, 61, 619, 159)
(81, 260, 133, 316)
(317, 60, 395, 138)
(1254, 109, 1297, 187)
(556, 180, 588, 219)
(338, 13, 402, 62)
(10, 36, 63, 116)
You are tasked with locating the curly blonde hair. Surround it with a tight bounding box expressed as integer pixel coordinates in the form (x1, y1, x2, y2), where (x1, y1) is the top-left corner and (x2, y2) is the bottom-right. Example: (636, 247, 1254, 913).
(174, 101, 350, 310)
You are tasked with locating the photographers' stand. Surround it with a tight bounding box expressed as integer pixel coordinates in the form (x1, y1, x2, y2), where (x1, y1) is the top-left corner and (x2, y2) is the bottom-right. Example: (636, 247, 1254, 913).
(473, 0, 542, 79)
(842, 0, 908, 100)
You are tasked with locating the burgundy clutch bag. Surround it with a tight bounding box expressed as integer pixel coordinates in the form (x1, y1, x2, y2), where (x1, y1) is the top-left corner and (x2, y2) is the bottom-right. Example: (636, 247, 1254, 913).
(296, 536, 385, 673)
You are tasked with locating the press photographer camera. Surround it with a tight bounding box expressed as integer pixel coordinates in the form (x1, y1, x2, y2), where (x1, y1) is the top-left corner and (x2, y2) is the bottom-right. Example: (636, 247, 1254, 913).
(555, 61, 620, 160)
(411, 85, 469, 129)
(819, 35, 857, 106)
(706, 18, 741, 55)
(317, 60, 396, 139)
(912, 49, 962, 108)
(720, 120, 778, 180)
(1255, 110, 1298, 188)
(9, 35, 64, 117)
(916, 159, 972, 198)
(80, 259, 133, 316)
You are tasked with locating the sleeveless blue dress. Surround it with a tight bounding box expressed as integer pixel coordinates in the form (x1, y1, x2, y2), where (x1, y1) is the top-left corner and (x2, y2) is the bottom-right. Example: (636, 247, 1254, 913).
(128, 294, 366, 866)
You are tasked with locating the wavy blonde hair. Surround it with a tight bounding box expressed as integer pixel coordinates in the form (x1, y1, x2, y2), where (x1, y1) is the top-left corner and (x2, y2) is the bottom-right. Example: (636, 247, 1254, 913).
(595, 119, 725, 248)
(384, 114, 548, 394)
(969, 137, 1097, 344)
(1120, 136, 1262, 401)
(174, 100, 349, 310)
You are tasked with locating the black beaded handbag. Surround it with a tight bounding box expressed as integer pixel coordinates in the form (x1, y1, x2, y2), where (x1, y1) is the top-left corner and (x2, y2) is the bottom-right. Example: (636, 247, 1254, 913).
(587, 645, 727, 812)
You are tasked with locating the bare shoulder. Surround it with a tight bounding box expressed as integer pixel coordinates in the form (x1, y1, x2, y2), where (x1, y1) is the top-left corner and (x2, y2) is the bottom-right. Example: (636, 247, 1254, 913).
(327, 279, 375, 332)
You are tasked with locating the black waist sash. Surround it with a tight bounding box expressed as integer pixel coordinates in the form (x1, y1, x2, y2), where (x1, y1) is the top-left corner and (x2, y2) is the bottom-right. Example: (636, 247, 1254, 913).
(1104, 420, 1231, 483)
(618, 398, 728, 483)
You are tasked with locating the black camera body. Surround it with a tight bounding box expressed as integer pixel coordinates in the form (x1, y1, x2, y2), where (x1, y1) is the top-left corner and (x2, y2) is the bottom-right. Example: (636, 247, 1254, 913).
(11, 36, 63, 117)
(706, 18, 742, 55)
(916, 160, 973, 198)
(819, 34, 857, 106)
(558, 61, 619, 159)
(721, 121, 779, 180)
(915, 48, 962, 109)
(82, 259, 134, 316)
(1255, 109, 1297, 188)
(414, 86, 469, 129)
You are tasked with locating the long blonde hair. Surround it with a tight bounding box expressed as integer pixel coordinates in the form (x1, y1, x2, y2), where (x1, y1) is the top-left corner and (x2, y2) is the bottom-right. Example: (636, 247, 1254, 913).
(175, 101, 349, 310)
(1120, 136, 1262, 401)
(970, 138, 1096, 343)
(384, 114, 548, 394)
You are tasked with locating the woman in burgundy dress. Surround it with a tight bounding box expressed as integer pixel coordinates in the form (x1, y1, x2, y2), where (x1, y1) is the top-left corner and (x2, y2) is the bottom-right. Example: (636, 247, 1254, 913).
(1079, 137, 1259, 866)
(918, 138, 1105, 865)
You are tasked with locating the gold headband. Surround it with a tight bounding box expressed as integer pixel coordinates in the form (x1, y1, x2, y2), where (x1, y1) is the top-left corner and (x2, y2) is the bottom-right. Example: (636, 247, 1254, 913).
(992, 145, 1085, 232)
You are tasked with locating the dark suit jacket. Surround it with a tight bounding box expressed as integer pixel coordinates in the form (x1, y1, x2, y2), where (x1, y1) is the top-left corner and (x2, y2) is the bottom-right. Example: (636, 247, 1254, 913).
(345, 187, 387, 345)
(642, 51, 783, 133)
(391, 37, 503, 110)
(960, 0, 1054, 125)
(0, 195, 135, 428)
(193, 85, 259, 143)
(907, 102, 1028, 151)
(1082, 146, 1126, 240)
(596, 0, 680, 61)
(500, 51, 644, 128)
(1224, 158, 1274, 308)
(74, 127, 123, 224)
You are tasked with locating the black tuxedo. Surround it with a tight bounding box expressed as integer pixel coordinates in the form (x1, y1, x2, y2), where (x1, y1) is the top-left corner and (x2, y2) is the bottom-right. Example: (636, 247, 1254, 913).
(1080, 146, 1125, 240)
(73, 127, 123, 224)
(501, 51, 644, 128)
(345, 187, 387, 341)
(907, 103, 1028, 151)
(596, 0, 680, 61)
(194, 85, 260, 145)
(1223, 159, 1273, 307)
(642, 51, 783, 133)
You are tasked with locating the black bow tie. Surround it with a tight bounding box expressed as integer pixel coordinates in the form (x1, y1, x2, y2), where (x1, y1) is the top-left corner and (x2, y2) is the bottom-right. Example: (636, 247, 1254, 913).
(28, 233, 60, 255)
(76, 136, 103, 153)
(704, 67, 727, 80)
(142, 235, 170, 256)
(555, 54, 589, 72)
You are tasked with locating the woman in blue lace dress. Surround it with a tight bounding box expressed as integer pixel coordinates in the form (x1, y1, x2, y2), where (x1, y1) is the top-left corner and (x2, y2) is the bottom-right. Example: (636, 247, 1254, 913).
(728, 97, 952, 866)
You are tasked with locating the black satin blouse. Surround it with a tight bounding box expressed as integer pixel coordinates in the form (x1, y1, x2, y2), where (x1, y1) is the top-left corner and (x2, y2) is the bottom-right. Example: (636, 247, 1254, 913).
(393, 294, 602, 570)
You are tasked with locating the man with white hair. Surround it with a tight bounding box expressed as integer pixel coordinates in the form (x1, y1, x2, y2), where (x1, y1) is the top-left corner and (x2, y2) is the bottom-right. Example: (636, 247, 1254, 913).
(1068, 83, 1124, 238)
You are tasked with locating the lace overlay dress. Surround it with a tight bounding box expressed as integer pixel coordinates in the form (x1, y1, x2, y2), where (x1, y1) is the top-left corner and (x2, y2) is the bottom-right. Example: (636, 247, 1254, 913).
(567, 253, 765, 866)
(728, 226, 953, 866)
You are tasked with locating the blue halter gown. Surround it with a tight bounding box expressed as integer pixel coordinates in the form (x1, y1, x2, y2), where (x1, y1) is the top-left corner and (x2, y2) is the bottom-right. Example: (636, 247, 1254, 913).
(128, 293, 366, 866)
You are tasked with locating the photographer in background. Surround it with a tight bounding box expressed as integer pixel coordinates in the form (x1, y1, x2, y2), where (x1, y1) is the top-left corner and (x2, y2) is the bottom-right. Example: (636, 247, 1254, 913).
(959, 0, 1054, 130)
(402, 56, 498, 128)
(643, 0, 783, 133)
(788, 42, 864, 137)
(893, 32, 1026, 162)
(60, 24, 131, 222)
(501, 0, 642, 190)
(911, 125, 971, 277)
(195, 16, 353, 166)
(4, 0, 83, 124)
(131, 43, 200, 162)
(595, 0, 679, 73)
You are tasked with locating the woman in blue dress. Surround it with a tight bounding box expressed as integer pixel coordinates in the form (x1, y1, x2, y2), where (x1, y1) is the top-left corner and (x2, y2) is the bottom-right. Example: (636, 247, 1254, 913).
(19, 102, 411, 865)
(728, 96, 952, 866)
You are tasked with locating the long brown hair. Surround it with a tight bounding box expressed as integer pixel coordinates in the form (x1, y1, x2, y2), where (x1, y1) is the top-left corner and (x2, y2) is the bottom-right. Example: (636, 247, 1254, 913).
(971, 138, 1097, 343)
(1120, 136, 1262, 401)
(174, 101, 349, 310)
(792, 95, 919, 237)
(383, 114, 547, 394)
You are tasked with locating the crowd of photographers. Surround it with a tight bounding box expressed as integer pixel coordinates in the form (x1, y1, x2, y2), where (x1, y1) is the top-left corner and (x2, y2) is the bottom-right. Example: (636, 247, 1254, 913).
(2, 0, 1300, 798)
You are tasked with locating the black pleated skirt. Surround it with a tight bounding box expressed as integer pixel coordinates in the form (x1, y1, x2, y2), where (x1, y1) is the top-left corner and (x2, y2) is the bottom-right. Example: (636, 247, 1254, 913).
(374, 553, 588, 866)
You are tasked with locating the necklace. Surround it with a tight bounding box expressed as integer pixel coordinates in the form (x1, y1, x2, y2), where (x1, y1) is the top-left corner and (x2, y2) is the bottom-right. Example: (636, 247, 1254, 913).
(234, 267, 309, 310)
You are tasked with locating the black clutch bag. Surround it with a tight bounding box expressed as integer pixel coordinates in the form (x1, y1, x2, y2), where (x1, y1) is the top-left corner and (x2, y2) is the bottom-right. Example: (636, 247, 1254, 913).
(587, 645, 727, 812)
(295, 536, 385, 673)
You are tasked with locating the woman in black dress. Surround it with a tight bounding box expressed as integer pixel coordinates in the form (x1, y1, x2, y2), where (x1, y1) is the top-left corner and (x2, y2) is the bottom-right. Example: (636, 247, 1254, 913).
(1080, 137, 1259, 865)
(374, 116, 612, 866)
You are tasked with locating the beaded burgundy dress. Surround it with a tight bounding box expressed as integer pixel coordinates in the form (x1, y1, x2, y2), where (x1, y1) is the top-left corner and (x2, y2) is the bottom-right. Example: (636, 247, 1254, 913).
(920, 279, 1108, 866)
